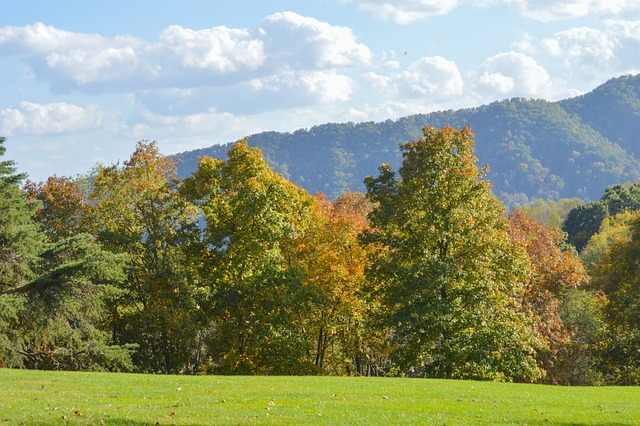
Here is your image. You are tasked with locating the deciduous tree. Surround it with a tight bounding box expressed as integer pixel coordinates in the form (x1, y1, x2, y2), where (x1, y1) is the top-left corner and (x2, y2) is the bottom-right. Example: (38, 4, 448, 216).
(520, 198, 584, 228)
(590, 215, 640, 384)
(23, 175, 91, 242)
(90, 141, 202, 373)
(563, 183, 640, 252)
(580, 211, 637, 276)
(299, 192, 377, 375)
(364, 126, 542, 381)
(182, 140, 316, 374)
(508, 209, 587, 382)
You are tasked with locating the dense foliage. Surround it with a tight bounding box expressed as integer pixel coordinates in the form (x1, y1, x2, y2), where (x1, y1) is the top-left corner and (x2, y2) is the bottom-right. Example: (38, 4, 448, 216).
(363, 127, 542, 381)
(2, 116, 640, 384)
(0, 137, 133, 370)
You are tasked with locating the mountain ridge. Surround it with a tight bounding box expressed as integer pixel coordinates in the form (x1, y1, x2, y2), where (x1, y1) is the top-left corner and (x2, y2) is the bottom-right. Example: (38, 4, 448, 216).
(174, 74, 640, 205)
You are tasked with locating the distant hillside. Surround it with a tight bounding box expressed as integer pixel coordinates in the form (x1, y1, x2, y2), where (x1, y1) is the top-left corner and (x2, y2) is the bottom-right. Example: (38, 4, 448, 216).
(174, 74, 640, 205)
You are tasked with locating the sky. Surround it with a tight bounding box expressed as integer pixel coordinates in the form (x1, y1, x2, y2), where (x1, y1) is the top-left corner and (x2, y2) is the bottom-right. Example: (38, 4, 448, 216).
(1, 0, 639, 182)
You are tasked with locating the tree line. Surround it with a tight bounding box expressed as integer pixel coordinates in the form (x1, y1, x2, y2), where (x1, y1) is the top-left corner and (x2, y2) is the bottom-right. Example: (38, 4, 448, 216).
(1, 127, 639, 385)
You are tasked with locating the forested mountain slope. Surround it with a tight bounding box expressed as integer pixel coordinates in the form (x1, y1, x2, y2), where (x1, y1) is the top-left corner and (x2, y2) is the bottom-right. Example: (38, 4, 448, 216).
(174, 74, 640, 204)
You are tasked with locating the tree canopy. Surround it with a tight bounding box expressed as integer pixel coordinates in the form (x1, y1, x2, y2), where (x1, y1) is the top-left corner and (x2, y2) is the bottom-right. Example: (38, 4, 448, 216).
(363, 126, 542, 381)
(2, 128, 639, 384)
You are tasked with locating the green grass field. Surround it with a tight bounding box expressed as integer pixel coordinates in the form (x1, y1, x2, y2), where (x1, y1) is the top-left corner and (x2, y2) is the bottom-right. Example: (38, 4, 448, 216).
(1, 368, 638, 425)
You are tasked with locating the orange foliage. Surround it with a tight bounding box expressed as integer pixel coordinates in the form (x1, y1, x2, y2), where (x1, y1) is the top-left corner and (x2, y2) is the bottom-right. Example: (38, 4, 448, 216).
(509, 209, 588, 381)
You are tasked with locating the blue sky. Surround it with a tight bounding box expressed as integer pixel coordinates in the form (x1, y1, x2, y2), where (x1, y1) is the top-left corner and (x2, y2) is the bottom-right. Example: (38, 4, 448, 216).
(1, 0, 639, 181)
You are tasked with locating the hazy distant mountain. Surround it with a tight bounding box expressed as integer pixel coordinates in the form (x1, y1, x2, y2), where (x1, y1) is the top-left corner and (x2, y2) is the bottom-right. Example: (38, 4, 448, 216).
(174, 74, 640, 206)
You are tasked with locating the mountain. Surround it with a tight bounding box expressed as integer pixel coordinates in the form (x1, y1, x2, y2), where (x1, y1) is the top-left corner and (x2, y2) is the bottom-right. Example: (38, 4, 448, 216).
(174, 74, 640, 205)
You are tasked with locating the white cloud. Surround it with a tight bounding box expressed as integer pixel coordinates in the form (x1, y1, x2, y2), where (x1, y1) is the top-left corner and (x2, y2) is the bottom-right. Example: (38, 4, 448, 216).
(500, 0, 640, 22)
(346, 0, 461, 24)
(250, 70, 354, 104)
(476, 52, 552, 97)
(46, 45, 140, 86)
(360, 56, 463, 99)
(0, 22, 103, 54)
(542, 27, 617, 67)
(0, 13, 370, 94)
(603, 19, 640, 75)
(605, 19, 640, 43)
(396, 56, 464, 98)
(511, 32, 536, 54)
(159, 25, 265, 72)
(260, 12, 371, 68)
(0, 101, 103, 136)
(361, 72, 394, 95)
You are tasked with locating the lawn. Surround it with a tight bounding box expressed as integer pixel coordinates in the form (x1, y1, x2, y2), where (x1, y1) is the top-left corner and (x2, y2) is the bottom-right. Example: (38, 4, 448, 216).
(1, 368, 638, 425)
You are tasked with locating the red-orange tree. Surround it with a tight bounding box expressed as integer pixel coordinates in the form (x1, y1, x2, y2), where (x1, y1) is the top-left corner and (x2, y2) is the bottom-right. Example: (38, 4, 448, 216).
(299, 192, 378, 374)
(23, 176, 91, 242)
(508, 209, 587, 383)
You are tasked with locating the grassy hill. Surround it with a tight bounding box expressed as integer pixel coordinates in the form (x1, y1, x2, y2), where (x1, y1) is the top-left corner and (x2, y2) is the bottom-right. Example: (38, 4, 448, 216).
(2, 368, 640, 425)
(174, 74, 640, 205)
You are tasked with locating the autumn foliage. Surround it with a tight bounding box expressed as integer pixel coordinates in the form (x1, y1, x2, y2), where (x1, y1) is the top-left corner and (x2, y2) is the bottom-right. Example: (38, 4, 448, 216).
(1, 131, 639, 384)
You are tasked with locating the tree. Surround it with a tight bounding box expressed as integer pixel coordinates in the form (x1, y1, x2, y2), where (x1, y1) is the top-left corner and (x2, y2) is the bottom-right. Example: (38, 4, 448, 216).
(90, 141, 202, 374)
(600, 183, 640, 217)
(364, 126, 542, 381)
(299, 192, 378, 375)
(16, 234, 134, 371)
(181, 140, 317, 374)
(520, 198, 584, 228)
(590, 215, 640, 384)
(556, 287, 607, 385)
(0, 137, 43, 293)
(23, 175, 92, 242)
(563, 201, 609, 252)
(1, 139, 131, 371)
(0, 137, 43, 366)
(580, 211, 637, 276)
(508, 209, 587, 383)
(563, 183, 640, 252)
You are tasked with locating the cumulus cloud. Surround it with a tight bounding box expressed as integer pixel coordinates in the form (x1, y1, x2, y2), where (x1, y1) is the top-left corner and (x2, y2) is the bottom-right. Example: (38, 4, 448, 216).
(361, 56, 463, 99)
(606, 19, 640, 41)
(476, 52, 552, 97)
(0, 101, 103, 136)
(396, 56, 464, 98)
(511, 32, 536, 54)
(0, 22, 104, 54)
(159, 25, 265, 72)
(0, 13, 370, 95)
(250, 70, 354, 104)
(346, 0, 461, 24)
(542, 27, 617, 67)
(260, 12, 371, 68)
(499, 0, 640, 22)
